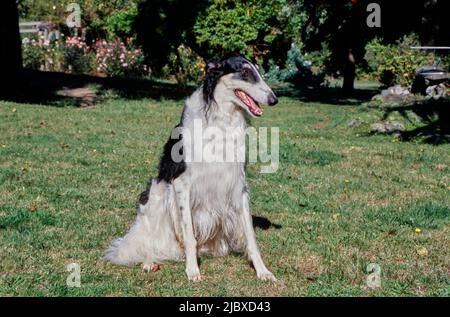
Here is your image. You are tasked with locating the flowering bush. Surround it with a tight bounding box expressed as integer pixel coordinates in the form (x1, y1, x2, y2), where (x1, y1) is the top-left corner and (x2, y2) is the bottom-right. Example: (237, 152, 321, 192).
(95, 39, 149, 78)
(65, 36, 95, 75)
(22, 34, 149, 78)
(22, 38, 44, 70)
(22, 34, 65, 72)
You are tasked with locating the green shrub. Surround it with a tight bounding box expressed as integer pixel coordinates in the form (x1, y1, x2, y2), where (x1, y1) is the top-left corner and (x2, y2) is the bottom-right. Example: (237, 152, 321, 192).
(437, 54, 450, 71)
(365, 34, 435, 87)
(104, 3, 138, 40)
(194, 0, 284, 58)
(167, 44, 205, 86)
(18, 1, 139, 41)
(22, 35, 66, 72)
(22, 38, 44, 70)
(264, 44, 325, 87)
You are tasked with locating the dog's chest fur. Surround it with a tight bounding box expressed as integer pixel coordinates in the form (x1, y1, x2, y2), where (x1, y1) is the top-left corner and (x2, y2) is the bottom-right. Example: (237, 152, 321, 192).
(181, 90, 248, 243)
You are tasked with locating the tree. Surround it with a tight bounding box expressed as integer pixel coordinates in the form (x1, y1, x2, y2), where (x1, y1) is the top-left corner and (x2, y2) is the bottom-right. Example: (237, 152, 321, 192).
(194, 0, 286, 62)
(0, 0, 22, 98)
(283, 0, 370, 92)
(419, 0, 450, 46)
(135, 0, 208, 75)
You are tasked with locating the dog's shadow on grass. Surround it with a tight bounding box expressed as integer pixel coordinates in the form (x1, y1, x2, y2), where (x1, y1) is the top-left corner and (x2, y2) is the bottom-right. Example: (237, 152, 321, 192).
(252, 215, 282, 230)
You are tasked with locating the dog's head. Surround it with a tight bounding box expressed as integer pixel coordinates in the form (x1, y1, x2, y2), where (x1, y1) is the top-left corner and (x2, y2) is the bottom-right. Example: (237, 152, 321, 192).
(203, 55, 278, 118)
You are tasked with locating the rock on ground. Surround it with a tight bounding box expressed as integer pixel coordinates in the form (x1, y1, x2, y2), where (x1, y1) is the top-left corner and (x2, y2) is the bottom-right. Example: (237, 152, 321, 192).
(370, 121, 405, 134)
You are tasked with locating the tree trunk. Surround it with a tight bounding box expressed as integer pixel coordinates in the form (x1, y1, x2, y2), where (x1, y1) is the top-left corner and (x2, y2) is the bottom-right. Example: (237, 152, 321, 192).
(343, 48, 356, 92)
(0, 0, 22, 97)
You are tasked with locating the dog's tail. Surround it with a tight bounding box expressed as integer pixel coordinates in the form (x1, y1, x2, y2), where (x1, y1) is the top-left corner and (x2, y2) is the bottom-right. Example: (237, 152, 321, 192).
(104, 237, 130, 265)
(104, 179, 161, 265)
(104, 211, 152, 265)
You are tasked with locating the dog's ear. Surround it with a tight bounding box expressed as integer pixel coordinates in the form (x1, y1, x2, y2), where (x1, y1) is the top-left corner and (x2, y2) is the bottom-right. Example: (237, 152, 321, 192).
(203, 59, 225, 105)
(206, 60, 223, 72)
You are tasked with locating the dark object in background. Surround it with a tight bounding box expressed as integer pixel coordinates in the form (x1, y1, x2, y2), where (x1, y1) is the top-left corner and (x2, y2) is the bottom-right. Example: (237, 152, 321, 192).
(412, 66, 450, 95)
(0, 0, 23, 98)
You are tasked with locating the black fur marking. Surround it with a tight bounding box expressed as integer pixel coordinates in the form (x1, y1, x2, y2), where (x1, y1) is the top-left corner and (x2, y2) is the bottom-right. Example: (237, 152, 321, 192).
(203, 54, 257, 106)
(138, 181, 151, 206)
(157, 124, 186, 182)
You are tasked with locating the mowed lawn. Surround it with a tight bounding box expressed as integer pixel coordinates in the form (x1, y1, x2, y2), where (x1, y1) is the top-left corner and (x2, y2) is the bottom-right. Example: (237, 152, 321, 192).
(0, 89, 449, 296)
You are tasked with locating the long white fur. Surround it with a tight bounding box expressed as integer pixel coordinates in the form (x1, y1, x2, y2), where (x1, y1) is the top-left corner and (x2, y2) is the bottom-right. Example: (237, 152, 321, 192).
(105, 69, 276, 281)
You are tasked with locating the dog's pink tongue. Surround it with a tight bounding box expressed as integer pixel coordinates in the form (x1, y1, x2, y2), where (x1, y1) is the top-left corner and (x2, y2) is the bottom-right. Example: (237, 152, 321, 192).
(240, 91, 262, 116)
(248, 98, 262, 116)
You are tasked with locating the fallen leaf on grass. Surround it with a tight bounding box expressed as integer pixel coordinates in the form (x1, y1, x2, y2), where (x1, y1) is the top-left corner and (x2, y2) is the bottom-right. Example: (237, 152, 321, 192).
(306, 276, 317, 282)
(331, 213, 340, 221)
(22, 167, 31, 173)
(412, 285, 427, 294)
(416, 247, 428, 257)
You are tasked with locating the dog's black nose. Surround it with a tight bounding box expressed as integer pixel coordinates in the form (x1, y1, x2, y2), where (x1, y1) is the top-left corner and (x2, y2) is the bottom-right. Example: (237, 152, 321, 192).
(268, 93, 278, 106)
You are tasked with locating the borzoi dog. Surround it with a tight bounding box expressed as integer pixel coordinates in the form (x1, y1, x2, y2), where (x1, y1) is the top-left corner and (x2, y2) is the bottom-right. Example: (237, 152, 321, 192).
(105, 55, 278, 281)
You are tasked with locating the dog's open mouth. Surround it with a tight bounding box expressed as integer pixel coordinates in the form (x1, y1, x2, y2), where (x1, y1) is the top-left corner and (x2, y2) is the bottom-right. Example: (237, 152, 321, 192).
(234, 89, 263, 116)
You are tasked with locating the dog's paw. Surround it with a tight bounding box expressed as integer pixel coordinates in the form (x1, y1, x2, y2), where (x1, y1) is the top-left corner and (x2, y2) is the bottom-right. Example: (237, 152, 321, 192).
(142, 263, 160, 273)
(188, 274, 202, 282)
(186, 268, 202, 282)
(142, 263, 151, 273)
(257, 270, 277, 282)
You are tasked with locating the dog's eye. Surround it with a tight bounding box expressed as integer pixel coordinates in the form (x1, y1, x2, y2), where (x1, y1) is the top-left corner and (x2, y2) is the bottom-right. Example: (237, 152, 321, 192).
(241, 69, 250, 80)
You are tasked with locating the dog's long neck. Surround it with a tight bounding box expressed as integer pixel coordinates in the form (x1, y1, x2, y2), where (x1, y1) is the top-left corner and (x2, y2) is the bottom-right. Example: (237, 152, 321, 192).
(183, 88, 248, 130)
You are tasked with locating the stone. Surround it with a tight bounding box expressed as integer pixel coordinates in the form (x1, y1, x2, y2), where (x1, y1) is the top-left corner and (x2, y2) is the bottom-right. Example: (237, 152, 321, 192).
(375, 85, 415, 103)
(370, 120, 405, 134)
(348, 119, 362, 128)
(426, 83, 449, 100)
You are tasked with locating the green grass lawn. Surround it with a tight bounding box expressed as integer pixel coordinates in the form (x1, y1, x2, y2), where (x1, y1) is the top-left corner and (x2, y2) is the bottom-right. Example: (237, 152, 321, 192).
(0, 88, 449, 296)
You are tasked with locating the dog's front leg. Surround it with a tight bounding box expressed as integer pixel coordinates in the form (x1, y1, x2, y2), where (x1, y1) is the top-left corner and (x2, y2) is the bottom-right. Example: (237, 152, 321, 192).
(173, 177, 201, 281)
(240, 191, 276, 281)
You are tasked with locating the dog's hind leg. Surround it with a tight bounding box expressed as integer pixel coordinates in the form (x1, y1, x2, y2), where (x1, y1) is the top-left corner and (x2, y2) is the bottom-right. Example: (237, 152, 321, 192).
(239, 191, 276, 282)
(173, 176, 201, 281)
(105, 180, 182, 266)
